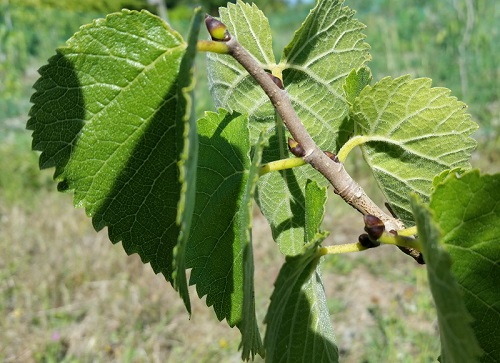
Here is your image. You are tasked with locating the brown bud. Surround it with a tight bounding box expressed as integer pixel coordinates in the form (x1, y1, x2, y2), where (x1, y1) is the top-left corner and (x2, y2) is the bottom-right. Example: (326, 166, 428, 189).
(363, 214, 385, 240)
(205, 14, 230, 41)
(288, 138, 305, 157)
(323, 150, 339, 162)
(358, 233, 380, 248)
(267, 73, 284, 89)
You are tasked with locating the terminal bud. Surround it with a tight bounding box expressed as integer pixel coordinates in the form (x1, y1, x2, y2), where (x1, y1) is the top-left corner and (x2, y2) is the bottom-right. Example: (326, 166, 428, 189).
(205, 14, 230, 41)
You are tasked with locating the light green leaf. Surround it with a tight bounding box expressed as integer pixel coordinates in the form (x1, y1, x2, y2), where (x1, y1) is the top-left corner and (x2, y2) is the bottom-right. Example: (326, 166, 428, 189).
(264, 244, 338, 363)
(430, 170, 500, 363)
(343, 66, 372, 106)
(207, 0, 277, 142)
(207, 0, 369, 255)
(411, 195, 482, 363)
(186, 109, 251, 326)
(27, 10, 195, 308)
(280, 0, 371, 153)
(352, 76, 478, 226)
(239, 131, 266, 360)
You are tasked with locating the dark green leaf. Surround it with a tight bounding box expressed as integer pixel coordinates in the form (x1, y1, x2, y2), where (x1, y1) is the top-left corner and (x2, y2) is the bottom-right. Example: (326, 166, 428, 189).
(264, 244, 338, 363)
(186, 109, 251, 326)
(239, 131, 267, 360)
(430, 170, 500, 363)
(411, 194, 482, 363)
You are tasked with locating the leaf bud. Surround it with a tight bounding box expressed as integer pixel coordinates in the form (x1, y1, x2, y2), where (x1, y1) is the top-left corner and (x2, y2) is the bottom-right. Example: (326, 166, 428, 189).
(363, 214, 385, 240)
(287, 137, 305, 157)
(323, 150, 339, 162)
(267, 73, 284, 89)
(205, 14, 230, 41)
(358, 233, 380, 248)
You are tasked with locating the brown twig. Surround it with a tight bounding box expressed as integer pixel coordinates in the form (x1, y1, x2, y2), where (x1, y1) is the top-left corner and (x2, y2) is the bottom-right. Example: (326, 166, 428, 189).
(207, 16, 423, 262)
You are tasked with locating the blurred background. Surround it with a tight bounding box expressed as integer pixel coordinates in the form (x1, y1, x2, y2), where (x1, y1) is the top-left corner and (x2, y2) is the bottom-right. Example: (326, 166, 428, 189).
(1, 0, 498, 362)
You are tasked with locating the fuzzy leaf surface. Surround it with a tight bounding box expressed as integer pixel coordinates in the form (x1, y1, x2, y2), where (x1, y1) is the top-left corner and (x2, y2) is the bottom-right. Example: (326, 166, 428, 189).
(207, 0, 277, 141)
(280, 0, 371, 153)
(411, 195, 482, 363)
(27, 10, 198, 307)
(185, 110, 253, 328)
(352, 76, 478, 226)
(430, 170, 500, 363)
(207, 0, 369, 254)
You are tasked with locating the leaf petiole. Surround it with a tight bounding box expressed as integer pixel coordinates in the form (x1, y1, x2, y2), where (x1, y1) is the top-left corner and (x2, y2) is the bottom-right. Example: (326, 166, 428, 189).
(197, 40, 230, 54)
(378, 232, 422, 251)
(397, 226, 418, 237)
(259, 157, 306, 176)
(336, 135, 371, 162)
(319, 243, 368, 255)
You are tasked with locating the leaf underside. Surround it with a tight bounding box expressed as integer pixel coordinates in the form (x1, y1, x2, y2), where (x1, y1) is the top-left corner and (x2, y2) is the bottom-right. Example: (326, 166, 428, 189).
(207, 0, 371, 255)
(352, 75, 478, 226)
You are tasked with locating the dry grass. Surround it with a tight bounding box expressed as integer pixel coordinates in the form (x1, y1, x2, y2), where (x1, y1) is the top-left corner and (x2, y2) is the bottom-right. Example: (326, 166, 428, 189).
(1, 182, 440, 363)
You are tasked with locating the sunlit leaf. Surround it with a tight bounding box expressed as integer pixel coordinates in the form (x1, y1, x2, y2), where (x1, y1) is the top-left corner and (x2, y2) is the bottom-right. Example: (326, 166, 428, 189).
(352, 76, 478, 226)
(27, 10, 198, 312)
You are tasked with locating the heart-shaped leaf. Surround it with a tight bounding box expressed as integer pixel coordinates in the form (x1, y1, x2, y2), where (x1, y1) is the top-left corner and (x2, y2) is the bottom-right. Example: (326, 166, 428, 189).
(27, 10, 201, 313)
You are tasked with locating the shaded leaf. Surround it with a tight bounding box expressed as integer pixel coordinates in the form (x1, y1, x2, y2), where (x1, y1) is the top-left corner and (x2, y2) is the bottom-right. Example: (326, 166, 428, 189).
(186, 109, 251, 326)
(239, 131, 267, 360)
(174, 8, 204, 314)
(264, 244, 337, 363)
(264, 179, 335, 362)
(411, 195, 482, 363)
(27, 10, 196, 306)
(430, 170, 500, 363)
(352, 76, 478, 226)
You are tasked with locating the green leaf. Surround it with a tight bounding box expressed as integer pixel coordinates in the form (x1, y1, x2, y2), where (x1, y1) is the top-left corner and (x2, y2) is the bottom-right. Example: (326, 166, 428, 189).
(264, 180, 334, 362)
(239, 131, 266, 360)
(304, 179, 329, 244)
(207, 0, 368, 255)
(430, 170, 500, 363)
(343, 66, 372, 106)
(27, 10, 197, 309)
(264, 244, 338, 363)
(411, 195, 482, 363)
(280, 0, 371, 153)
(174, 8, 203, 315)
(207, 0, 277, 142)
(352, 75, 478, 226)
(186, 109, 252, 326)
